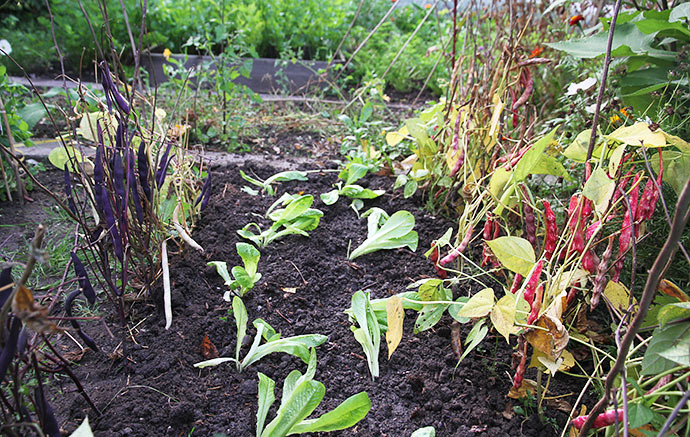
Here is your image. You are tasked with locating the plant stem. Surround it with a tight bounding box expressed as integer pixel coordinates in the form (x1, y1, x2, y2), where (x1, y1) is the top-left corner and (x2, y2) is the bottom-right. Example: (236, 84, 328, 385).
(578, 175, 690, 435)
(583, 0, 623, 183)
(0, 94, 25, 203)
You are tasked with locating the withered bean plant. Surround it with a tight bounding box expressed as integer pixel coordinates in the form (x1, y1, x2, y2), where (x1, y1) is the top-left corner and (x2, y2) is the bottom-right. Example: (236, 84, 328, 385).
(0, 0, 209, 434)
(377, 0, 690, 435)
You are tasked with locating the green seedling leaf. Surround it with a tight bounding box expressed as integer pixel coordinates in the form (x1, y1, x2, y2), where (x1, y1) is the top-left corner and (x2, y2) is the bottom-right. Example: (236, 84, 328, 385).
(261, 380, 325, 437)
(234, 296, 248, 366)
(456, 288, 494, 319)
(69, 417, 94, 437)
(241, 170, 308, 196)
(411, 427, 436, 437)
(486, 236, 536, 276)
(288, 392, 371, 434)
(193, 357, 238, 368)
(456, 320, 488, 366)
(418, 279, 443, 301)
(320, 189, 340, 205)
(340, 185, 385, 200)
(242, 334, 328, 369)
(350, 290, 381, 379)
(394, 174, 408, 189)
(349, 210, 418, 260)
(237, 242, 261, 277)
(339, 163, 370, 185)
(208, 261, 232, 285)
(256, 373, 276, 437)
(583, 167, 616, 215)
(254, 319, 279, 342)
(414, 303, 448, 333)
(403, 180, 418, 198)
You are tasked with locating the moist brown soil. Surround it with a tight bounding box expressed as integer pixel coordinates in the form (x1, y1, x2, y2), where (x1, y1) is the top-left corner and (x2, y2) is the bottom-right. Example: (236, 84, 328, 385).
(43, 160, 589, 437)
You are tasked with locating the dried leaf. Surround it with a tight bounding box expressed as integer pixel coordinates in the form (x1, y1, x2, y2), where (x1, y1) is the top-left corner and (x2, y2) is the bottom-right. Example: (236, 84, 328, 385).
(386, 296, 404, 359)
(546, 397, 573, 413)
(525, 314, 569, 359)
(201, 334, 219, 359)
(658, 279, 689, 302)
(604, 281, 637, 313)
(12, 285, 60, 333)
(507, 378, 538, 399)
(450, 321, 463, 359)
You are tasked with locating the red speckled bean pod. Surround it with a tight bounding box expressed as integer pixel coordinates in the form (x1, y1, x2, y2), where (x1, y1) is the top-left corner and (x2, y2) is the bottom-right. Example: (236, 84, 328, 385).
(542, 200, 557, 260)
(440, 225, 474, 267)
(523, 260, 544, 306)
(590, 236, 614, 310)
(572, 409, 624, 430)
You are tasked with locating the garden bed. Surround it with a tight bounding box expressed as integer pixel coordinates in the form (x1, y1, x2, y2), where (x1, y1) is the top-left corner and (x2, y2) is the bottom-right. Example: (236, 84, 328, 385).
(45, 159, 589, 436)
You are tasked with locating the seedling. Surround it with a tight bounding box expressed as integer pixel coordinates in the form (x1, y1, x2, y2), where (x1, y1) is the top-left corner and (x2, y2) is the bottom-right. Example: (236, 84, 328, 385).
(194, 297, 327, 372)
(256, 349, 371, 437)
(208, 242, 262, 299)
(321, 161, 384, 213)
(240, 170, 308, 196)
(349, 208, 418, 260)
(238, 193, 323, 248)
(347, 290, 381, 380)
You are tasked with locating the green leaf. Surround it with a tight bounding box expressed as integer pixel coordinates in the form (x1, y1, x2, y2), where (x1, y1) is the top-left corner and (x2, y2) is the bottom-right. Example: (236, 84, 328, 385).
(350, 290, 380, 379)
(656, 151, 690, 196)
(669, 3, 690, 23)
(658, 302, 690, 327)
(69, 417, 95, 437)
(658, 336, 690, 367)
(456, 288, 494, 319)
(530, 155, 570, 180)
(261, 380, 325, 437)
(253, 319, 279, 342)
(288, 392, 371, 434)
(208, 261, 232, 285)
(340, 163, 370, 185)
(193, 357, 238, 368)
(231, 266, 254, 294)
(234, 296, 248, 365)
(414, 303, 448, 333)
(264, 170, 309, 186)
(447, 297, 471, 324)
(514, 128, 558, 182)
(349, 210, 418, 260)
(564, 129, 593, 163)
(583, 167, 616, 215)
(456, 320, 488, 366)
(411, 427, 436, 437)
(417, 279, 443, 301)
(237, 242, 261, 277)
(404, 180, 418, 198)
(486, 236, 536, 276)
(628, 403, 655, 429)
(341, 185, 385, 200)
(256, 373, 276, 437)
(242, 334, 328, 369)
(546, 22, 661, 59)
(489, 167, 512, 199)
(17, 102, 46, 130)
(641, 323, 690, 375)
(320, 190, 340, 205)
(48, 146, 86, 172)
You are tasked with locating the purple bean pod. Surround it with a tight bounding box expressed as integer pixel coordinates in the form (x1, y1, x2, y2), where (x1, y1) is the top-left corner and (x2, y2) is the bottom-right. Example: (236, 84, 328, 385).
(0, 267, 13, 307)
(70, 252, 96, 304)
(156, 142, 173, 188)
(128, 149, 144, 223)
(64, 168, 78, 215)
(112, 150, 126, 216)
(65, 289, 99, 351)
(101, 188, 123, 260)
(34, 387, 61, 437)
(195, 173, 212, 211)
(138, 141, 152, 201)
(100, 61, 129, 115)
(0, 317, 21, 383)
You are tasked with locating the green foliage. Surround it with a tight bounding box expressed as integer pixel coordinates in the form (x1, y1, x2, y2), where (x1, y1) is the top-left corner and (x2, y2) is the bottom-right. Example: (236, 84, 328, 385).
(347, 290, 381, 380)
(194, 296, 327, 372)
(256, 350, 371, 437)
(349, 209, 418, 260)
(208, 242, 262, 298)
(240, 170, 309, 196)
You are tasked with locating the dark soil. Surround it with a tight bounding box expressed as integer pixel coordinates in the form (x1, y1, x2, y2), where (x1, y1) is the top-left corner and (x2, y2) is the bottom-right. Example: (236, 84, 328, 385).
(46, 160, 588, 437)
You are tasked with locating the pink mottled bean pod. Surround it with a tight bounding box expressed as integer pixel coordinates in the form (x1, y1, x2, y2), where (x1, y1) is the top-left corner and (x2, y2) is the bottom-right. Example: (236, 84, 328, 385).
(440, 225, 474, 267)
(542, 200, 557, 260)
(572, 409, 624, 430)
(523, 260, 544, 306)
(590, 236, 614, 310)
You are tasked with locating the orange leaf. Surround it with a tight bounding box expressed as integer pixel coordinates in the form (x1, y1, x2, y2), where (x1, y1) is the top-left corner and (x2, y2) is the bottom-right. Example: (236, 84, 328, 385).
(11, 285, 60, 333)
(658, 279, 689, 302)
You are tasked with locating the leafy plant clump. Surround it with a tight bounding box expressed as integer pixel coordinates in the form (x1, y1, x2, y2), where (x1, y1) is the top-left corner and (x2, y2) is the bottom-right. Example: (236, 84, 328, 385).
(238, 193, 323, 248)
(241, 170, 309, 196)
(194, 297, 327, 373)
(256, 349, 371, 437)
(208, 242, 262, 299)
(346, 290, 381, 380)
(349, 208, 418, 260)
(321, 162, 384, 213)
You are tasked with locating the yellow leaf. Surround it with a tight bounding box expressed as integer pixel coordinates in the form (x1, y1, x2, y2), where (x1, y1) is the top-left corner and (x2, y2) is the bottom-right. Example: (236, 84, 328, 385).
(386, 295, 404, 359)
(583, 167, 616, 215)
(507, 378, 538, 399)
(606, 122, 666, 148)
(609, 144, 627, 178)
(663, 132, 690, 153)
(488, 95, 505, 142)
(489, 167, 512, 199)
(529, 348, 575, 374)
(604, 281, 637, 313)
(386, 125, 409, 147)
(490, 293, 519, 343)
(456, 288, 494, 319)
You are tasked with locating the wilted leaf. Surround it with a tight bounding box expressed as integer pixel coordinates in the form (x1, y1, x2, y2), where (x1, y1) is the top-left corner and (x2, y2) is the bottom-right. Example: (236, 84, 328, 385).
(12, 285, 60, 333)
(658, 279, 689, 302)
(525, 314, 569, 358)
(486, 236, 536, 276)
(583, 167, 615, 215)
(604, 281, 637, 313)
(490, 294, 518, 342)
(456, 288, 494, 319)
(201, 334, 219, 359)
(385, 296, 404, 359)
(507, 378, 538, 399)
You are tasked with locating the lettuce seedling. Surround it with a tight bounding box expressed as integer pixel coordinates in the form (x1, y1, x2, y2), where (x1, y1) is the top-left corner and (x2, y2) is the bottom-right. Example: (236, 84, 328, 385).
(194, 297, 327, 372)
(240, 170, 308, 196)
(238, 194, 323, 248)
(321, 162, 384, 213)
(349, 209, 418, 260)
(348, 290, 381, 380)
(208, 242, 262, 298)
(256, 349, 371, 437)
